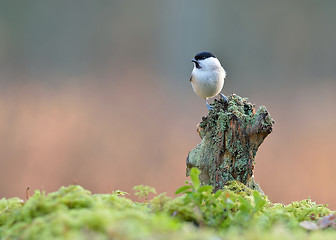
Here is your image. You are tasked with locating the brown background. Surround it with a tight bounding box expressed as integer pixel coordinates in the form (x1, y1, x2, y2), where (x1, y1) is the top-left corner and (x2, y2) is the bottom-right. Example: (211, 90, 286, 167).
(0, 1, 335, 209)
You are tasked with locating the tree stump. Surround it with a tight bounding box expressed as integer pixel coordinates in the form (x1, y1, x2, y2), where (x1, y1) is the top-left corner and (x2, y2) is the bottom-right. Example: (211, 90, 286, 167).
(186, 94, 274, 193)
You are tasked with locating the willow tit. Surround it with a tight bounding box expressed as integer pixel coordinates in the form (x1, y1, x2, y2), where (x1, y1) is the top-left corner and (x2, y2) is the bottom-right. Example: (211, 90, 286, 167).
(190, 51, 228, 110)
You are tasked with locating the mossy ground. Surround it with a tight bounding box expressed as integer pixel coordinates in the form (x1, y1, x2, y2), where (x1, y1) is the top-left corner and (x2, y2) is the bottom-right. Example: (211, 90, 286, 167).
(0, 171, 335, 240)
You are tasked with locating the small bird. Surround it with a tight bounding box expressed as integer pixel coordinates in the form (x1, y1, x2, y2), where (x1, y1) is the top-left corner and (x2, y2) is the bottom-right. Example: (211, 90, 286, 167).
(190, 51, 228, 110)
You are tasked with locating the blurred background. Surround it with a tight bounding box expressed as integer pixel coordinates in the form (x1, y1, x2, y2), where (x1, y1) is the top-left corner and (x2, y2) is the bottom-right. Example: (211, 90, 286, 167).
(0, 1, 335, 208)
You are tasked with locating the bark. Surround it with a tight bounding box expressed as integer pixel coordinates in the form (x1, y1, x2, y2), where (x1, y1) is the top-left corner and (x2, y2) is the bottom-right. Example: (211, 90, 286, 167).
(186, 94, 274, 193)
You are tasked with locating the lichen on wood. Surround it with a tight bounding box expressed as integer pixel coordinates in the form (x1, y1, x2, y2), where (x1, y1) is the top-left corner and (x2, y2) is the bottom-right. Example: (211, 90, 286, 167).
(186, 94, 274, 193)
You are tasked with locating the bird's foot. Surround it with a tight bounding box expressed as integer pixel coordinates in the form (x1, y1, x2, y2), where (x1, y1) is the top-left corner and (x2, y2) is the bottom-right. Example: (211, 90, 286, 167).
(219, 93, 229, 103)
(205, 101, 213, 110)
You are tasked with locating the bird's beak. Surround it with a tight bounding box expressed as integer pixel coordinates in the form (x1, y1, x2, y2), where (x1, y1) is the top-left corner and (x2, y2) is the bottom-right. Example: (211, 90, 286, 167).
(191, 59, 197, 63)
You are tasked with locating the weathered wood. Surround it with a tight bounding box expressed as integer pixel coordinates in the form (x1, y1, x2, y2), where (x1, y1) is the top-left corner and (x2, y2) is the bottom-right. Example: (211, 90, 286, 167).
(186, 94, 274, 193)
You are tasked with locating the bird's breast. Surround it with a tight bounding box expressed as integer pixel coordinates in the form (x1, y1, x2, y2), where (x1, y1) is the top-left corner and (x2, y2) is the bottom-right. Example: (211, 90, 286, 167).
(191, 69, 225, 99)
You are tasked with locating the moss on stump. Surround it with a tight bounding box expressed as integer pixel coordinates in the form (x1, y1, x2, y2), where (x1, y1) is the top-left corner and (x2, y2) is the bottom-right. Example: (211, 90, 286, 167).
(186, 94, 275, 193)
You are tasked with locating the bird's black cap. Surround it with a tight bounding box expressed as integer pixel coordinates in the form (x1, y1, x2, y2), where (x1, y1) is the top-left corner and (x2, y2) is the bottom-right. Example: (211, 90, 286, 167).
(194, 51, 216, 61)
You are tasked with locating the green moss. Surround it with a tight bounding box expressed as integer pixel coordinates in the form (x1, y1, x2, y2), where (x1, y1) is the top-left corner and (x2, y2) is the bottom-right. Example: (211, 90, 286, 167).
(188, 94, 274, 192)
(0, 174, 334, 240)
(0, 171, 336, 240)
